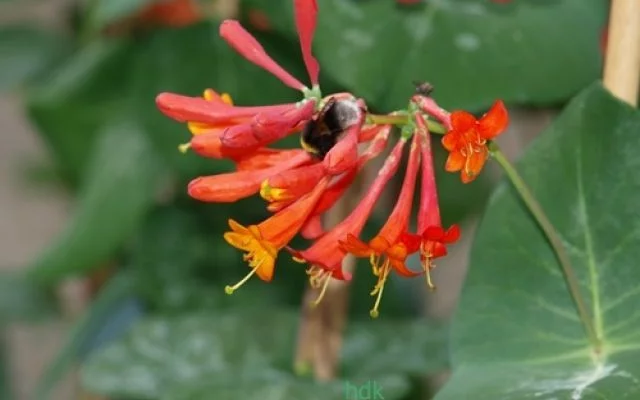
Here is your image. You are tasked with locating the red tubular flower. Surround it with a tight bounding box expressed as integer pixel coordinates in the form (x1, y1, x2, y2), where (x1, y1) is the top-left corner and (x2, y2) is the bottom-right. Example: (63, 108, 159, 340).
(411, 95, 452, 130)
(294, 0, 320, 86)
(307, 125, 391, 216)
(260, 162, 326, 203)
(220, 20, 306, 91)
(442, 100, 509, 183)
(156, 92, 293, 126)
(235, 148, 308, 171)
(223, 177, 329, 292)
(221, 100, 315, 149)
(188, 100, 315, 159)
(340, 133, 422, 318)
(300, 215, 324, 240)
(288, 138, 406, 306)
(188, 152, 311, 202)
(411, 113, 461, 289)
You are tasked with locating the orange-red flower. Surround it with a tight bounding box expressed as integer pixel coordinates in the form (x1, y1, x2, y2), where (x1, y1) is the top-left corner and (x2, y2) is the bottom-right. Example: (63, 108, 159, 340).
(442, 100, 508, 183)
(340, 133, 422, 317)
(288, 137, 405, 305)
(223, 177, 329, 292)
(156, 92, 315, 159)
(410, 113, 461, 288)
(188, 151, 312, 203)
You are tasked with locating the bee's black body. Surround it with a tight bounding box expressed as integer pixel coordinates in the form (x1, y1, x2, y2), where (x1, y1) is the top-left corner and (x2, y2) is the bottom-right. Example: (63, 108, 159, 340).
(301, 97, 361, 159)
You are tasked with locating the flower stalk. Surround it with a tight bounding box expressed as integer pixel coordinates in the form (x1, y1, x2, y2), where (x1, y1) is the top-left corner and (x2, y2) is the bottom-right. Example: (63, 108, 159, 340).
(488, 141, 602, 354)
(367, 113, 446, 134)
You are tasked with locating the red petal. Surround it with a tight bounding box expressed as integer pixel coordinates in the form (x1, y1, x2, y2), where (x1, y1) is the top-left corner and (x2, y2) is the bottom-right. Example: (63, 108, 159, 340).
(190, 129, 245, 159)
(294, 0, 320, 85)
(415, 117, 442, 233)
(155, 92, 295, 124)
(358, 124, 386, 143)
(221, 101, 314, 149)
(322, 102, 364, 175)
(443, 225, 461, 243)
(188, 152, 310, 202)
(340, 234, 373, 257)
(219, 20, 305, 91)
(450, 111, 476, 133)
(390, 258, 422, 278)
(464, 147, 488, 180)
(259, 178, 328, 246)
(399, 233, 421, 254)
(445, 151, 465, 172)
(266, 162, 326, 200)
(423, 226, 445, 241)
(235, 148, 307, 171)
(478, 100, 509, 139)
(300, 215, 324, 239)
(441, 132, 461, 151)
(430, 242, 448, 259)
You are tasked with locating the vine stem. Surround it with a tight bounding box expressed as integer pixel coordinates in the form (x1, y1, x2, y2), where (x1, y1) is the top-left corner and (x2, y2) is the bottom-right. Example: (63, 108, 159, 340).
(489, 142, 602, 354)
(602, 0, 640, 106)
(367, 113, 445, 133)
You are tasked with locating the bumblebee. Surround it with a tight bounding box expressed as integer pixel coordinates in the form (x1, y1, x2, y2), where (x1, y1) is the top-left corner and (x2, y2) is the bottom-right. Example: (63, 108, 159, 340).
(301, 97, 363, 159)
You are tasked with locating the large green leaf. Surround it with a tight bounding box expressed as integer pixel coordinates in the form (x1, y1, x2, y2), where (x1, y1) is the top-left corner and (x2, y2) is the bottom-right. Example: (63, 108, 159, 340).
(25, 121, 163, 284)
(0, 25, 72, 91)
(242, 0, 607, 111)
(81, 311, 446, 399)
(27, 39, 135, 182)
(436, 82, 640, 399)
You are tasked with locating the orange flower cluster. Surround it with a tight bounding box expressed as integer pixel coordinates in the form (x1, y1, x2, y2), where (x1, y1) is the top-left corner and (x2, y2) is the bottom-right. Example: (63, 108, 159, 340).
(156, 0, 509, 317)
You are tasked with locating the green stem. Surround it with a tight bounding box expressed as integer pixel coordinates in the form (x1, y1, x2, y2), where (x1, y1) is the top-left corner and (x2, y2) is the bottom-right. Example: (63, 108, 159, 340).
(489, 142, 602, 355)
(366, 113, 445, 134)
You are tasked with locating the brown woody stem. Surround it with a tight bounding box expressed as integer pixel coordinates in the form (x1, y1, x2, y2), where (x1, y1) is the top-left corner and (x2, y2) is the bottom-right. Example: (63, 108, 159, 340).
(602, 0, 640, 106)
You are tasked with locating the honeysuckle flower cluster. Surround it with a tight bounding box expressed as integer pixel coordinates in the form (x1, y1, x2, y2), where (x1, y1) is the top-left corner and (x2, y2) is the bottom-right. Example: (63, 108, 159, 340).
(155, 0, 509, 317)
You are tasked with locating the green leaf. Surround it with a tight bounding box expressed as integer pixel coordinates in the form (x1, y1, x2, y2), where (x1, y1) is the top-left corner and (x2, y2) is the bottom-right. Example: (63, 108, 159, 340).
(242, 0, 607, 110)
(0, 271, 57, 325)
(27, 39, 135, 182)
(0, 25, 72, 91)
(436, 82, 640, 399)
(25, 120, 162, 285)
(81, 311, 445, 399)
(34, 272, 135, 400)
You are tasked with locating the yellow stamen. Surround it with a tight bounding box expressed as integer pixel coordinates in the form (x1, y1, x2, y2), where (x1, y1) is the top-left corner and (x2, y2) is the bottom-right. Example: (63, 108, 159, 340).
(178, 142, 191, 153)
(221, 93, 234, 105)
(312, 272, 332, 307)
(463, 143, 476, 178)
(225, 261, 262, 295)
(369, 261, 391, 318)
(369, 253, 380, 275)
(420, 251, 437, 291)
(260, 180, 291, 202)
(425, 266, 436, 291)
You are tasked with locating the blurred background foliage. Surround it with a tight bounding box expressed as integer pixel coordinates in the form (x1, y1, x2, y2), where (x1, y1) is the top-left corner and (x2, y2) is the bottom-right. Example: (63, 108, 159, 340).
(0, 0, 614, 399)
